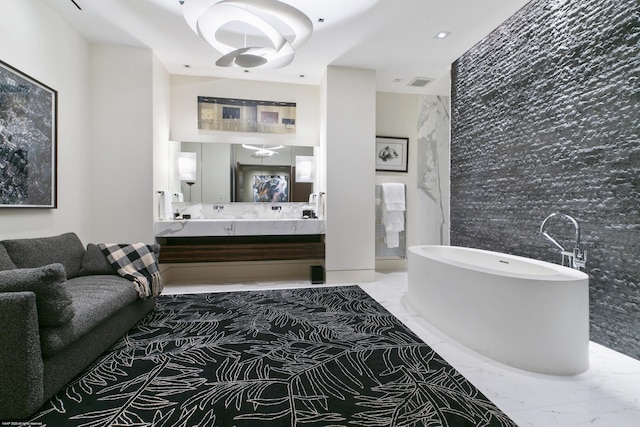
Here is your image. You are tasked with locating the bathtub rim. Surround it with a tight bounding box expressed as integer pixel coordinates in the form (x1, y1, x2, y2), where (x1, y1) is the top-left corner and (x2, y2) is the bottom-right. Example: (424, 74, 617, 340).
(408, 245, 589, 282)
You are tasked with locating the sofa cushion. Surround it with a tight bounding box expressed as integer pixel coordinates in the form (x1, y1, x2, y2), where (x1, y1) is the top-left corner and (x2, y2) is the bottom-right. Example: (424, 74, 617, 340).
(39, 275, 140, 357)
(0, 244, 17, 271)
(0, 264, 75, 327)
(78, 244, 117, 276)
(2, 233, 85, 279)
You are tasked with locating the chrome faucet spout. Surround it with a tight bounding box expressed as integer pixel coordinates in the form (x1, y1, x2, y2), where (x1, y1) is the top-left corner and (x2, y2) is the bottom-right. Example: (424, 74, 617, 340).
(540, 212, 586, 271)
(541, 231, 565, 251)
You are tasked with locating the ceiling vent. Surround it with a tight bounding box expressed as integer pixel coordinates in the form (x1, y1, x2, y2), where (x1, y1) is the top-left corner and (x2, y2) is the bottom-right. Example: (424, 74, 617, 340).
(407, 77, 433, 88)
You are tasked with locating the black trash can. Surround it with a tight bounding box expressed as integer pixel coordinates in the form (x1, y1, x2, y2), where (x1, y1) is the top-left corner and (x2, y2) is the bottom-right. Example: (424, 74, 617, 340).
(310, 265, 324, 284)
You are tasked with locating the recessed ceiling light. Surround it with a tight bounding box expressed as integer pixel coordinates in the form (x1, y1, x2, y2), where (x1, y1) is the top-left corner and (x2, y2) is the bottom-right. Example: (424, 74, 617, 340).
(393, 78, 402, 83)
(434, 31, 451, 39)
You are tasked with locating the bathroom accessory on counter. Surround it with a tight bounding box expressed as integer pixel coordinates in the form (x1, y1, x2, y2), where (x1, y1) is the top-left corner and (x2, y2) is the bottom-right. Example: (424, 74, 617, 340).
(308, 192, 325, 219)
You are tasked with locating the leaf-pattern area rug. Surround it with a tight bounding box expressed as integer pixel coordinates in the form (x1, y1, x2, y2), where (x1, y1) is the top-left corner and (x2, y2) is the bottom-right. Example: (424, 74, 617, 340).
(31, 286, 517, 426)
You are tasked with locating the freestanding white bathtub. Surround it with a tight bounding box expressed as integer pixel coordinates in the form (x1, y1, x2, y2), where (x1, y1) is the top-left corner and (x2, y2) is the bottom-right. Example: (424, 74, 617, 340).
(407, 245, 590, 375)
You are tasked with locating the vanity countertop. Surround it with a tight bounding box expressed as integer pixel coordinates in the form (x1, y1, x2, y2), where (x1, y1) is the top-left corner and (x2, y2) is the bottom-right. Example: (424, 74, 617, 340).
(154, 218, 326, 237)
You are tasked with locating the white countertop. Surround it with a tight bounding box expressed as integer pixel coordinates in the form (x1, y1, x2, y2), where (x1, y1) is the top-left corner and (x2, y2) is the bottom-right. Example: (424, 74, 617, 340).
(154, 218, 326, 237)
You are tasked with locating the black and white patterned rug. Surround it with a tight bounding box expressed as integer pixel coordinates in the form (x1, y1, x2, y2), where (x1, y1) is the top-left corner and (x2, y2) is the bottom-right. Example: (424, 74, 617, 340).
(31, 286, 517, 426)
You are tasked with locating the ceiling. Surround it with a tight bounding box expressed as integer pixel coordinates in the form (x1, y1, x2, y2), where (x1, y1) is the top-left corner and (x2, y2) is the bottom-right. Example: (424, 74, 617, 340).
(47, 0, 530, 94)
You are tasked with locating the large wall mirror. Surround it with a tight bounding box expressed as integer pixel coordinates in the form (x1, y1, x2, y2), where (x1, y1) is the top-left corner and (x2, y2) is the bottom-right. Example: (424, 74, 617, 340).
(177, 142, 315, 203)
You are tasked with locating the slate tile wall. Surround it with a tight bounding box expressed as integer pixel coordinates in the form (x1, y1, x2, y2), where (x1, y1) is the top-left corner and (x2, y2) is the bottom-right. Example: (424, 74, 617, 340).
(450, 0, 640, 359)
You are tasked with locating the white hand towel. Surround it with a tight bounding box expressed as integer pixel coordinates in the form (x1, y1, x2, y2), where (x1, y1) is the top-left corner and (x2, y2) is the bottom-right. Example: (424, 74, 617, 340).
(158, 191, 173, 220)
(382, 206, 404, 248)
(385, 231, 400, 248)
(315, 192, 325, 219)
(381, 183, 405, 248)
(381, 183, 405, 211)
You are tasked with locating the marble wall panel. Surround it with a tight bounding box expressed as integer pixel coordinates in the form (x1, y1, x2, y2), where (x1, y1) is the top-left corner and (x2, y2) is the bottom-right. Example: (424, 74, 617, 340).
(417, 95, 450, 245)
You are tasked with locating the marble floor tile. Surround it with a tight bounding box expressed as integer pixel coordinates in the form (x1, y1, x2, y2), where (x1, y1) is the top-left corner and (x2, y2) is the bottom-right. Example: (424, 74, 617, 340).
(163, 271, 640, 427)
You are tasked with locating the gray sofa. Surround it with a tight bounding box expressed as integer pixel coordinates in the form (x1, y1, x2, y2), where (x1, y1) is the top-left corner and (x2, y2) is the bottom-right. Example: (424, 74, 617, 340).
(0, 232, 158, 420)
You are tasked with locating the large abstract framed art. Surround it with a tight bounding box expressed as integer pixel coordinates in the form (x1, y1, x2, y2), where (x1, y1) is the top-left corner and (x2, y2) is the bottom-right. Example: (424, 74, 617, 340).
(0, 60, 57, 208)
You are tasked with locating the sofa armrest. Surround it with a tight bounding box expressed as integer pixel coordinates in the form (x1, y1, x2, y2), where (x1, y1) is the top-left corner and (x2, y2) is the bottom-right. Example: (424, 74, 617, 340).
(0, 291, 44, 420)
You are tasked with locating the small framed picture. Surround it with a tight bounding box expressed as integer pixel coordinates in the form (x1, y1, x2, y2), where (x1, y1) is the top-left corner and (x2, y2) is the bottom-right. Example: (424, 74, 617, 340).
(376, 136, 408, 172)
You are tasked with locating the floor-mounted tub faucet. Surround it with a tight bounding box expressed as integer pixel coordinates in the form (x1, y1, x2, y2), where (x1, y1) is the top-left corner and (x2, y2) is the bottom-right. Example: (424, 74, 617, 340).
(540, 213, 587, 270)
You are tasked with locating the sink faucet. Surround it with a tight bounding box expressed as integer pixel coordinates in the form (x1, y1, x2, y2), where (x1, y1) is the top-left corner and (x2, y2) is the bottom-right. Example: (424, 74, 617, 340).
(540, 213, 587, 270)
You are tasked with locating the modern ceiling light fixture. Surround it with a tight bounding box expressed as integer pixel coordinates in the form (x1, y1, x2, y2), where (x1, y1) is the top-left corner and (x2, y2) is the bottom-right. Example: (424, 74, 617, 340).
(182, 0, 313, 69)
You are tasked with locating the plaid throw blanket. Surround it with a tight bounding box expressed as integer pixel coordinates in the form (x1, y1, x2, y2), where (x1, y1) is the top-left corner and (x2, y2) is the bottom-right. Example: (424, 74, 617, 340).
(99, 243, 163, 299)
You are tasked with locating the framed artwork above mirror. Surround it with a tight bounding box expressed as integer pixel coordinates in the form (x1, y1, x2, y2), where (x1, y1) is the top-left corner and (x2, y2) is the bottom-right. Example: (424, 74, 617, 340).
(197, 96, 296, 135)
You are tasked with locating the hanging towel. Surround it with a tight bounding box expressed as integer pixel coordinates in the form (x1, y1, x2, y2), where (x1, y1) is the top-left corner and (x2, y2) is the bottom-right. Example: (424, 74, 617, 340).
(159, 191, 173, 220)
(315, 192, 325, 219)
(381, 183, 405, 211)
(381, 183, 405, 248)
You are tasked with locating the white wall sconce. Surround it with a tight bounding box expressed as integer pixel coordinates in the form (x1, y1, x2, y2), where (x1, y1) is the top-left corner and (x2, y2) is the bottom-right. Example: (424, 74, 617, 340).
(295, 155, 315, 183)
(178, 152, 197, 200)
(182, 0, 313, 69)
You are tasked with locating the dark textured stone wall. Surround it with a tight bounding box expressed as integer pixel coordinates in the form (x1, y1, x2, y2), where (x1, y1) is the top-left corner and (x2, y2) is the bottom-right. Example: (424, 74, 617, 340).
(450, 0, 640, 359)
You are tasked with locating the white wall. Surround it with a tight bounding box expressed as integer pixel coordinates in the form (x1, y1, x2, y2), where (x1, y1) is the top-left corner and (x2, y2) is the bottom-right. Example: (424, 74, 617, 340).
(323, 66, 377, 283)
(153, 55, 172, 216)
(89, 46, 156, 243)
(0, 0, 92, 241)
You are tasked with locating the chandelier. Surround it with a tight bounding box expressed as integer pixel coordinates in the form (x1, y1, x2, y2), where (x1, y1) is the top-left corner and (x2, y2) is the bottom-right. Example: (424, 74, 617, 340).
(182, 0, 313, 69)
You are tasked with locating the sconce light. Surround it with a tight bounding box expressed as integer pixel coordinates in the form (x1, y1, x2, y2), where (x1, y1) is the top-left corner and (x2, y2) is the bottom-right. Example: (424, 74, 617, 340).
(178, 152, 197, 200)
(295, 155, 315, 183)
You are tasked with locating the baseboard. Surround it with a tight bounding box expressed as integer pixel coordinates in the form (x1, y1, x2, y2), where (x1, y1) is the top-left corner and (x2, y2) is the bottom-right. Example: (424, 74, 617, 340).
(375, 258, 408, 272)
(325, 269, 376, 284)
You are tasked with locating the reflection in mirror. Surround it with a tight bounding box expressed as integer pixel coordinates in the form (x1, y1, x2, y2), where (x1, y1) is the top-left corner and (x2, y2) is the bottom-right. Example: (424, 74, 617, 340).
(179, 142, 314, 203)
